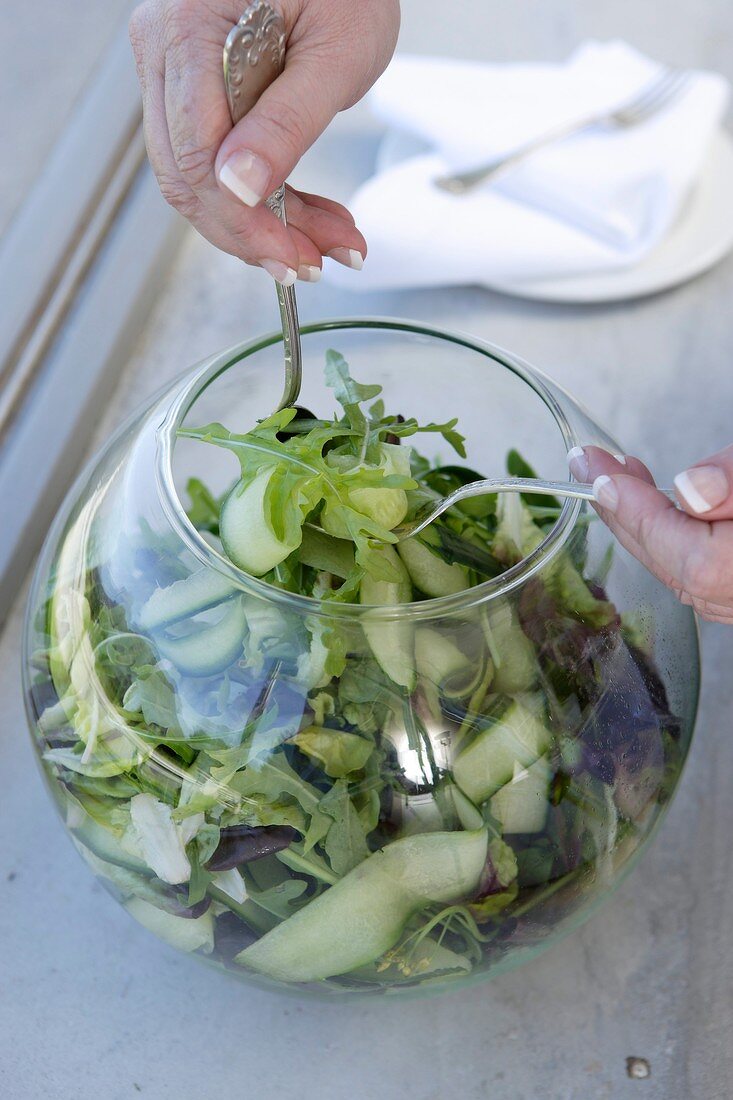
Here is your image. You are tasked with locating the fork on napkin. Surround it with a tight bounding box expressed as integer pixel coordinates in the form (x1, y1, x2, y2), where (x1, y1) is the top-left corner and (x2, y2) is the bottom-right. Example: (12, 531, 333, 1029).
(324, 41, 729, 291)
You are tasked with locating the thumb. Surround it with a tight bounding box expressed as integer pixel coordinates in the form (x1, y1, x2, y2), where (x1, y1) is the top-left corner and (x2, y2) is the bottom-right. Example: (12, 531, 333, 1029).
(673, 443, 733, 520)
(214, 58, 344, 208)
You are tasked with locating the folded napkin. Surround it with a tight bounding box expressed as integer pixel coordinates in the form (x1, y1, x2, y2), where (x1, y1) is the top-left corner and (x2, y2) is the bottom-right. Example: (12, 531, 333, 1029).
(325, 41, 729, 291)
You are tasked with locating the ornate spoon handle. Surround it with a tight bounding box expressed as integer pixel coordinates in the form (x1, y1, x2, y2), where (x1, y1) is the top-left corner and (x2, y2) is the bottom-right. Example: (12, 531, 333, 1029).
(223, 2, 302, 411)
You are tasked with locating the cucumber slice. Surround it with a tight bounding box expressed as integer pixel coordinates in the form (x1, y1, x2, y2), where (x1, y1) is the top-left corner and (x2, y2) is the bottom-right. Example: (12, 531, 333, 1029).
(154, 597, 246, 676)
(322, 443, 411, 538)
(491, 757, 551, 834)
(72, 814, 147, 874)
(484, 604, 537, 694)
(139, 569, 237, 632)
(415, 628, 485, 699)
(236, 829, 487, 983)
(360, 545, 415, 690)
(220, 468, 302, 576)
(126, 896, 214, 954)
(384, 828, 488, 903)
(452, 700, 550, 805)
(450, 784, 484, 831)
(398, 536, 469, 598)
(348, 485, 408, 533)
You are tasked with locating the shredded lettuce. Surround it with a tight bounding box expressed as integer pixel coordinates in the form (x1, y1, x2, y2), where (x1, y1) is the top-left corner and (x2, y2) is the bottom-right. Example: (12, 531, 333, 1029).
(128, 794, 199, 885)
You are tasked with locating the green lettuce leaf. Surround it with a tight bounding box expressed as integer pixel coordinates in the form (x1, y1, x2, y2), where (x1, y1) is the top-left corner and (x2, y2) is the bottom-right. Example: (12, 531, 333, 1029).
(291, 726, 374, 778)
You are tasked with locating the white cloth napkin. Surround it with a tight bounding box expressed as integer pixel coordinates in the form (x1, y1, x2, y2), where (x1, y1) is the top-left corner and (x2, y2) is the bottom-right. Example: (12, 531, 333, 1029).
(325, 41, 729, 291)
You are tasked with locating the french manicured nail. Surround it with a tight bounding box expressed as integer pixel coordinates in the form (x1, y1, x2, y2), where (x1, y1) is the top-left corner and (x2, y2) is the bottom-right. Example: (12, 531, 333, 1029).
(261, 258, 297, 287)
(674, 465, 729, 514)
(567, 446, 589, 480)
(297, 264, 321, 283)
(327, 247, 364, 270)
(593, 475, 619, 512)
(218, 150, 271, 207)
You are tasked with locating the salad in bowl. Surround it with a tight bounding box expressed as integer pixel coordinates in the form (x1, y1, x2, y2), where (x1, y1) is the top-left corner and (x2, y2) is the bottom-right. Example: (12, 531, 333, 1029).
(24, 320, 699, 995)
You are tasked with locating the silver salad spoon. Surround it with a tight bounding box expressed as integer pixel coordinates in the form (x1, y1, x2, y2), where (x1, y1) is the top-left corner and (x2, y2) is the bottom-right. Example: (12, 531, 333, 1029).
(224, 1, 303, 412)
(393, 477, 678, 541)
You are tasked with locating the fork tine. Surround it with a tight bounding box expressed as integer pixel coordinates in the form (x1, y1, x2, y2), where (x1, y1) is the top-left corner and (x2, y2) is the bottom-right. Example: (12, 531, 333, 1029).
(619, 71, 677, 117)
(634, 71, 690, 121)
(631, 70, 689, 119)
(618, 69, 690, 124)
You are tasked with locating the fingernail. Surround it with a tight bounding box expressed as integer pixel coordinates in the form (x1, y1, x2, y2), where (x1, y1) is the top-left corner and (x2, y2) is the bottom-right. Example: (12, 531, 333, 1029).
(593, 475, 619, 512)
(613, 454, 627, 466)
(327, 247, 364, 270)
(261, 258, 297, 287)
(674, 465, 729, 514)
(567, 446, 589, 480)
(218, 150, 271, 207)
(297, 264, 321, 283)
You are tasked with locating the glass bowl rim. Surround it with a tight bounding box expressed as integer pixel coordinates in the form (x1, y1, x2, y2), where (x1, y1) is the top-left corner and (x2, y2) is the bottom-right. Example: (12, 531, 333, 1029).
(157, 316, 583, 621)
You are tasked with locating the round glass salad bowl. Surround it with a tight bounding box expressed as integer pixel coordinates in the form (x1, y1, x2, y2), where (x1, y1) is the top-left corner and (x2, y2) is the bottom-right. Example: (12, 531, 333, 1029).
(23, 319, 699, 998)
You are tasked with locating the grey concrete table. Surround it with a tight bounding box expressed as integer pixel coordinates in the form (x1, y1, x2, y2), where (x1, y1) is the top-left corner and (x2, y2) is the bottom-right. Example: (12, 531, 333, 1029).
(2, 2, 733, 1097)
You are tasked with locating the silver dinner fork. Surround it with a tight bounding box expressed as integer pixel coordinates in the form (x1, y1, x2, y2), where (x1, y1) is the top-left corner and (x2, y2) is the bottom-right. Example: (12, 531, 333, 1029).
(434, 68, 691, 195)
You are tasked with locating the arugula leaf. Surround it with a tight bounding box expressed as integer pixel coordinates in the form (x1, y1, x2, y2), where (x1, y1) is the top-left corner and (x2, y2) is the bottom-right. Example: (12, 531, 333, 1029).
(368, 397, 385, 422)
(324, 348, 382, 449)
(382, 417, 467, 459)
(319, 780, 370, 876)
